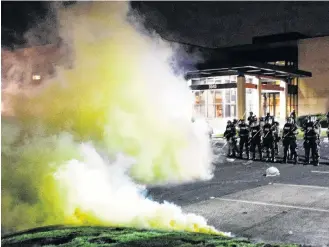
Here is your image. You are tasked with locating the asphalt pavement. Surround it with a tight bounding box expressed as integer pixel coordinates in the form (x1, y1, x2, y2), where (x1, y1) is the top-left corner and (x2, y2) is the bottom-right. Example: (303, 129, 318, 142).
(147, 138, 329, 247)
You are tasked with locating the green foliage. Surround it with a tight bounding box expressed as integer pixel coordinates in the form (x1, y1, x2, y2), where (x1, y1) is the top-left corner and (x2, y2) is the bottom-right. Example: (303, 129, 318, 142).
(1, 226, 300, 247)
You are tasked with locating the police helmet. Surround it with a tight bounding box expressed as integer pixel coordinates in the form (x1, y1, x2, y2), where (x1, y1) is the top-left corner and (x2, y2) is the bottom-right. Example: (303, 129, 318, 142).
(227, 120, 232, 125)
(266, 112, 270, 116)
(287, 117, 293, 124)
(249, 111, 253, 115)
(310, 116, 317, 122)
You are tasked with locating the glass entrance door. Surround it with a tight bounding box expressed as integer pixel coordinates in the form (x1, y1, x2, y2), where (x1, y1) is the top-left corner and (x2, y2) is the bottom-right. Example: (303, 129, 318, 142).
(262, 93, 280, 118)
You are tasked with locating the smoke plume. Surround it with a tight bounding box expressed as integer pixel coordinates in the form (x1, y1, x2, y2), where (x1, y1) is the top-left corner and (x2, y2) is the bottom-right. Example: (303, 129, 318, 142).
(1, 1, 218, 234)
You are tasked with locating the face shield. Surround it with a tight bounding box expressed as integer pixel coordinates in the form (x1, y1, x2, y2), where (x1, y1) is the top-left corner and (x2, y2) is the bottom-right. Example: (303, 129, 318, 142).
(287, 117, 293, 124)
(311, 116, 317, 122)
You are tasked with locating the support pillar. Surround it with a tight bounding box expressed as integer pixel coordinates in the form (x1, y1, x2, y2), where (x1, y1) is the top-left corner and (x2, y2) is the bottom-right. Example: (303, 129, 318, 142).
(280, 80, 287, 123)
(237, 75, 246, 120)
(258, 77, 262, 118)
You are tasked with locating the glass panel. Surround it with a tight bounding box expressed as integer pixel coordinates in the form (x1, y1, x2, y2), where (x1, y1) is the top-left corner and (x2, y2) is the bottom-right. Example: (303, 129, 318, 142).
(225, 90, 230, 104)
(231, 105, 236, 118)
(231, 89, 236, 103)
(214, 90, 223, 118)
(275, 94, 280, 118)
(194, 91, 206, 117)
(225, 104, 231, 118)
(216, 104, 223, 118)
(207, 90, 215, 118)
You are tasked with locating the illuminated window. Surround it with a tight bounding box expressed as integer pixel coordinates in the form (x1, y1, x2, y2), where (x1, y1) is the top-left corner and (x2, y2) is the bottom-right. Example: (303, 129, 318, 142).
(32, 74, 41, 80)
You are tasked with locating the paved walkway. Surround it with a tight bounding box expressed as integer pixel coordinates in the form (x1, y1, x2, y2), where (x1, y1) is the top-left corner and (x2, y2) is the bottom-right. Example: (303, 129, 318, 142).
(183, 183, 329, 246)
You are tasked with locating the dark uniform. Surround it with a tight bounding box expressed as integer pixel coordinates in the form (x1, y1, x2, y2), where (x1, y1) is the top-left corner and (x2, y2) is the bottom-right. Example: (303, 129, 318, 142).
(272, 120, 280, 155)
(264, 113, 271, 123)
(263, 118, 276, 162)
(238, 119, 250, 159)
(249, 118, 263, 161)
(224, 120, 239, 157)
(303, 116, 320, 166)
(247, 112, 255, 126)
(282, 117, 298, 164)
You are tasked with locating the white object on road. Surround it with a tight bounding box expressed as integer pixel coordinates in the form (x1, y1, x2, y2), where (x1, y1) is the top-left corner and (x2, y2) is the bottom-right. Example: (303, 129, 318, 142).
(323, 137, 328, 143)
(266, 166, 280, 177)
(227, 158, 235, 162)
(210, 196, 215, 199)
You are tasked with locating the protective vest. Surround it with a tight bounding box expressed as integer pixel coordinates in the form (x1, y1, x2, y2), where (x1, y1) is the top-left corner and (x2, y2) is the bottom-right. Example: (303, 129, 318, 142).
(250, 124, 261, 139)
(238, 123, 249, 137)
(263, 123, 273, 138)
(283, 123, 297, 139)
(304, 122, 318, 139)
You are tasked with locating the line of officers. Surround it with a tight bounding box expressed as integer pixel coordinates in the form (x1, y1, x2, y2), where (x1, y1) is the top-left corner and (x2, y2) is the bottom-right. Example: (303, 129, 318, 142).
(223, 111, 329, 166)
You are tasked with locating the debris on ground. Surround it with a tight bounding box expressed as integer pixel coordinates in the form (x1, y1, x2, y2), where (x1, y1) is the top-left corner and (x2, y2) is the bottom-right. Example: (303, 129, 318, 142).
(243, 160, 253, 165)
(265, 166, 280, 177)
(226, 158, 235, 162)
(210, 196, 215, 199)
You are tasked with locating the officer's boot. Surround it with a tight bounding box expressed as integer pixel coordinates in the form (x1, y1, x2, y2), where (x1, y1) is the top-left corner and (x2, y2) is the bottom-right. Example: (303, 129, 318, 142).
(239, 150, 243, 159)
(266, 148, 270, 162)
(314, 149, 319, 166)
(246, 146, 250, 160)
(275, 141, 279, 155)
(282, 146, 287, 164)
(314, 158, 319, 166)
(259, 147, 263, 161)
(293, 152, 298, 164)
(271, 148, 276, 163)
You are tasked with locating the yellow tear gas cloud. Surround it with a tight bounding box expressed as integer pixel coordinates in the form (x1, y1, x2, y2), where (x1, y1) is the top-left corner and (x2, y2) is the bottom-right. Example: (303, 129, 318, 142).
(1, 1, 221, 235)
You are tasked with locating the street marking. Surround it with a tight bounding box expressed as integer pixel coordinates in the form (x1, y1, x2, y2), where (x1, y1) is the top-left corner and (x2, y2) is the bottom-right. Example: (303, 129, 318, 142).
(272, 183, 329, 190)
(217, 198, 329, 213)
(311, 170, 329, 174)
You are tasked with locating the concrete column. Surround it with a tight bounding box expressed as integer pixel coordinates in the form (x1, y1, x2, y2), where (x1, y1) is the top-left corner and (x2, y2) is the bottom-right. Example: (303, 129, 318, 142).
(237, 75, 246, 120)
(280, 80, 287, 123)
(258, 77, 262, 118)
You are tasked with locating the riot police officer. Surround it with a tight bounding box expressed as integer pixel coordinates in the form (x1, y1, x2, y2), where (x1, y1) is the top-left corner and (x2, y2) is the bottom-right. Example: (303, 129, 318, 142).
(282, 117, 298, 164)
(238, 118, 250, 159)
(263, 117, 276, 162)
(303, 116, 320, 166)
(290, 109, 297, 125)
(247, 112, 255, 126)
(224, 120, 239, 157)
(265, 112, 271, 122)
(272, 119, 280, 155)
(249, 118, 263, 161)
(259, 117, 265, 128)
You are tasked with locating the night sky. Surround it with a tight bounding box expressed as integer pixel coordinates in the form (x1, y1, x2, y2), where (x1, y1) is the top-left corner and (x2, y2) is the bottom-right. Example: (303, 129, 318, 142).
(2, 1, 329, 48)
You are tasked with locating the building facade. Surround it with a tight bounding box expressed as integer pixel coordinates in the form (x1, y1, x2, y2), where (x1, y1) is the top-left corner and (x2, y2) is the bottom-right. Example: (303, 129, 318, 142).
(185, 33, 329, 131)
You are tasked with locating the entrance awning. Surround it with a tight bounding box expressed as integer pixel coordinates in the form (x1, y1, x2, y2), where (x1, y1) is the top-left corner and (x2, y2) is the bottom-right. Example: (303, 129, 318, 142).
(185, 62, 312, 80)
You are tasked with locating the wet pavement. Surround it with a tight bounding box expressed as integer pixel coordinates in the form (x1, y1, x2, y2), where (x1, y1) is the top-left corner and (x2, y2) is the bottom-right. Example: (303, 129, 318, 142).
(148, 138, 329, 246)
